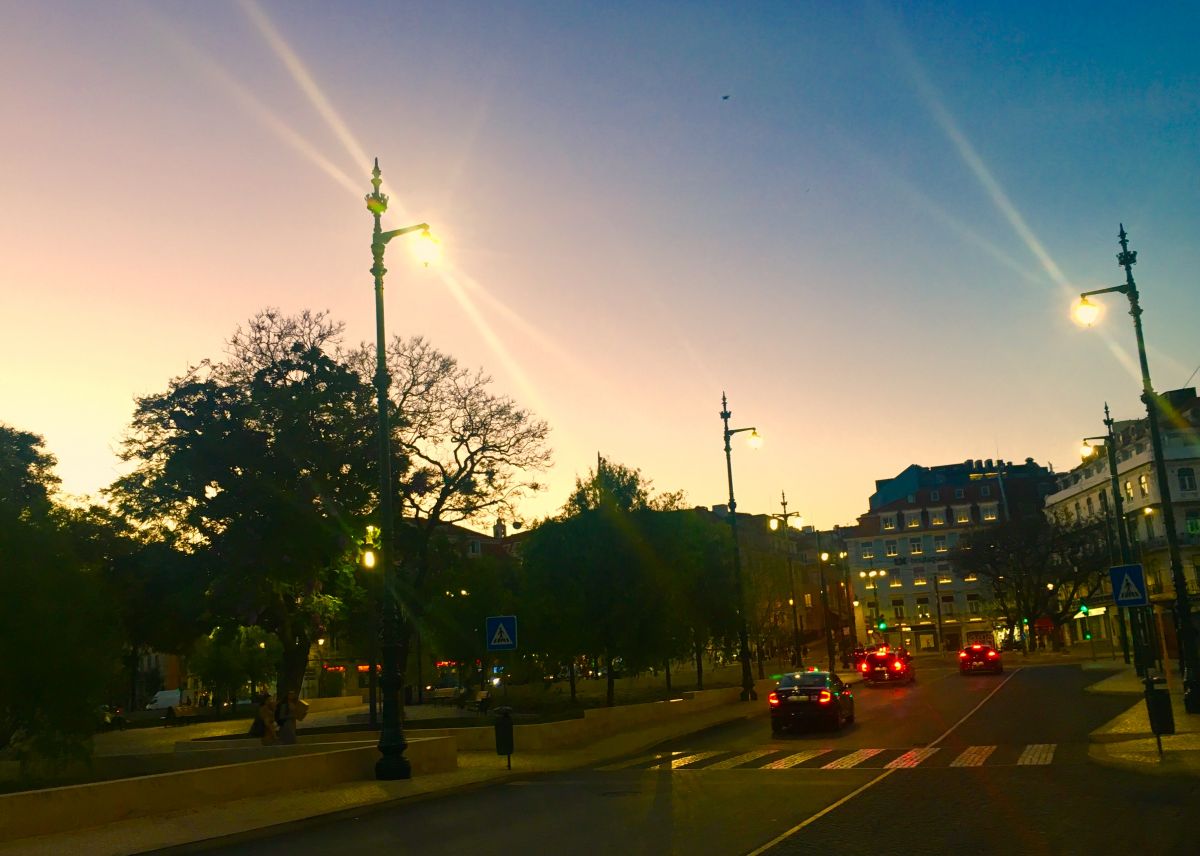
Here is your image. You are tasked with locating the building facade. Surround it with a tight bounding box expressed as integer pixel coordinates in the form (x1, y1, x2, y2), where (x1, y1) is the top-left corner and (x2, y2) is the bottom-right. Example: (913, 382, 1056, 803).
(1044, 388, 1200, 651)
(844, 458, 1057, 652)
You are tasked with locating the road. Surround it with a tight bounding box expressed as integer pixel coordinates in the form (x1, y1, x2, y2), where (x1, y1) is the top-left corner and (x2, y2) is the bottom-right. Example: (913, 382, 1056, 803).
(192, 663, 1200, 856)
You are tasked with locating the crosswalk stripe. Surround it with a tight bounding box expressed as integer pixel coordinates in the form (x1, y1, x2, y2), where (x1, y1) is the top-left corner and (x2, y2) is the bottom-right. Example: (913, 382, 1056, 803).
(821, 748, 884, 769)
(949, 746, 996, 767)
(597, 751, 681, 771)
(884, 748, 939, 769)
(662, 751, 725, 769)
(705, 749, 777, 770)
(1016, 744, 1056, 765)
(762, 749, 833, 769)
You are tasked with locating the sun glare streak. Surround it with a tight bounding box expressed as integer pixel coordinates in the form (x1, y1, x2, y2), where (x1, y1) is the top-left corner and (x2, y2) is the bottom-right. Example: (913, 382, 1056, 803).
(882, 20, 1073, 296)
(142, 9, 359, 196)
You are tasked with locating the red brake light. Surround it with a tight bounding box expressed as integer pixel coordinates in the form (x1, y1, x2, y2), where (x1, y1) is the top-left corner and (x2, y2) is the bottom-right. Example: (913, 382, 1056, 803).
(768, 691, 780, 707)
(892, 660, 904, 671)
(987, 650, 998, 658)
(860, 662, 869, 673)
(971, 644, 982, 649)
(818, 690, 832, 704)
(958, 651, 968, 658)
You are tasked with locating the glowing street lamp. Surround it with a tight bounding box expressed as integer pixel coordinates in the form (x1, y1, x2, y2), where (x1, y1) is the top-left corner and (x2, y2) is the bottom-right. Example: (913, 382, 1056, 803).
(1073, 225, 1198, 711)
(366, 159, 436, 778)
(720, 392, 761, 701)
(1072, 296, 1102, 327)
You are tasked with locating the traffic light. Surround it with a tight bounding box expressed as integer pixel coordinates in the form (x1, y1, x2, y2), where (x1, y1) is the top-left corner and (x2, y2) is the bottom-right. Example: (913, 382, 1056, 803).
(877, 620, 888, 631)
(1022, 617, 1029, 625)
(1080, 602, 1090, 616)
(1084, 630, 1093, 640)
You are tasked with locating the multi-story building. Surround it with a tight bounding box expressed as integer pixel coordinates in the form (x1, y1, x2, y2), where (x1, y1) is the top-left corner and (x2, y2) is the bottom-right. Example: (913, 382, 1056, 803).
(1044, 388, 1200, 651)
(844, 458, 1057, 652)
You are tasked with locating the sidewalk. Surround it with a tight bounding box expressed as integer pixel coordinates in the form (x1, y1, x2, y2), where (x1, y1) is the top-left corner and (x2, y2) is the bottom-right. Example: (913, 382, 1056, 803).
(1087, 665, 1200, 777)
(0, 687, 780, 856)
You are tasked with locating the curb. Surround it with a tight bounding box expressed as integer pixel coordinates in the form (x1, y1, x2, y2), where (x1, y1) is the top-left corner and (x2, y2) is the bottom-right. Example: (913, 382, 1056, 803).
(1087, 742, 1200, 778)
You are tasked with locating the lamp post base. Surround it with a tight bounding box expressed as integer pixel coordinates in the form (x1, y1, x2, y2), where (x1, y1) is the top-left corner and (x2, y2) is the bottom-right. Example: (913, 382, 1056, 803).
(375, 752, 412, 780)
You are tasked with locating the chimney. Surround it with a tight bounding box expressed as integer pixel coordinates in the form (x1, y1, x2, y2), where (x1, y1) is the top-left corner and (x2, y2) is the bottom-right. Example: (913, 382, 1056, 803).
(493, 519, 507, 540)
(985, 458, 994, 469)
(974, 460, 983, 470)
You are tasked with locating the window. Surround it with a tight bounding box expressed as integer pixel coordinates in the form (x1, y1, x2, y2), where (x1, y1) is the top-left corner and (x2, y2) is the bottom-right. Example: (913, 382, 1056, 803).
(882, 514, 897, 531)
(941, 596, 955, 615)
(1179, 467, 1197, 492)
(981, 485, 991, 497)
(892, 600, 905, 620)
(1139, 474, 1150, 498)
(885, 540, 898, 557)
(1145, 514, 1155, 540)
(1124, 480, 1134, 501)
(981, 503, 999, 522)
(890, 577, 903, 587)
(1074, 501, 1082, 521)
(955, 488, 965, 499)
(934, 535, 947, 553)
(909, 538, 923, 555)
(468, 540, 481, 556)
(962, 573, 978, 582)
(1187, 510, 1200, 536)
(916, 597, 931, 619)
(1086, 496, 1094, 517)
(955, 506, 971, 524)
(931, 491, 940, 501)
(861, 545, 875, 560)
(804, 593, 813, 608)
(930, 509, 946, 526)
(967, 594, 981, 615)
(913, 575, 927, 586)
(1099, 489, 1109, 511)
(906, 513, 921, 529)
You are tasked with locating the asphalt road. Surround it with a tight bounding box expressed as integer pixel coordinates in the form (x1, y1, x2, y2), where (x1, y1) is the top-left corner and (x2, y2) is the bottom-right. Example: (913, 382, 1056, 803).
(191, 664, 1200, 856)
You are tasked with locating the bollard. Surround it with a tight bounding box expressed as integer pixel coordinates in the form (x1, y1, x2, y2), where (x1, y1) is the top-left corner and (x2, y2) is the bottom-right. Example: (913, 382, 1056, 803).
(493, 706, 514, 769)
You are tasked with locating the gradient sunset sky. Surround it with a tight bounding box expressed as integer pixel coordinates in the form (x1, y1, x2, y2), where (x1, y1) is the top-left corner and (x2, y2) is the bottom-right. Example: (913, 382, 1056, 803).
(2, 1, 1198, 530)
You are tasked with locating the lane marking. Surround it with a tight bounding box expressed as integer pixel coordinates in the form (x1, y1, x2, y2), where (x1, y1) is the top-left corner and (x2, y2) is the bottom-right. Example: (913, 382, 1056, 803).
(665, 751, 724, 769)
(949, 745, 996, 767)
(596, 751, 680, 771)
(762, 749, 833, 770)
(884, 747, 939, 768)
(705, 749, 776, 770)
(820, 748, 884, 769)
(1017, 743, 1056, 765)
(746, 666, 1022, 855)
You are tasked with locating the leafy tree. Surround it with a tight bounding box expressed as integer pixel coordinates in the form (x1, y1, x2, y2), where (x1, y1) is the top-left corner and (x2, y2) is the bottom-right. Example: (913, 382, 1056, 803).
(0, 426, 122, 769)
(112, 310, 381, 695)
(190, 625, 281, 707)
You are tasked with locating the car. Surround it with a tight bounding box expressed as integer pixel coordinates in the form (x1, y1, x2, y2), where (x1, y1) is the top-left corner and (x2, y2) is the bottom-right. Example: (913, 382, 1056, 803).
(959, 644, 1003, 674)
(768, 670, 855, 734)
(859, 648, 916, 685)
(98, 704, 126, 730)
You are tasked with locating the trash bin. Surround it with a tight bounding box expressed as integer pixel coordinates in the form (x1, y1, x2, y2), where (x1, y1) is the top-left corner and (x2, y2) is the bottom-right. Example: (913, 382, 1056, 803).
(1144, 674, 1175, 736)
(493, 706, 514, 769)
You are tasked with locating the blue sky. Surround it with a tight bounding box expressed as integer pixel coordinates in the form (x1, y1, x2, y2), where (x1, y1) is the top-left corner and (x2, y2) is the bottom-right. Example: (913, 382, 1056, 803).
(1, 1, 1197, 528)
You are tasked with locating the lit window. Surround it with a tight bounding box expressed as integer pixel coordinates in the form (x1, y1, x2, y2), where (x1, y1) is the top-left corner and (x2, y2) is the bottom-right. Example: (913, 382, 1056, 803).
(955, 506, 971, 524)
(962, 573, 978, 582)
(930, 510, 946, 526)
(804, 593, 813, 607)
(885, 540, 898, 557)
(861, 546, 875, 560)
(935, 535, 947, 553)
(981, 503, 999, 522)
(1179, 468, 1197, 492)
(907, 514, 921, 529)
(890, 577, 903, 587)
(913, 575, 927, 586)
(909, 538, 923, 555)
(882, 514, 896, 531)
(1124, 480, 1134, 500)
(1139, 474, 1150, 498)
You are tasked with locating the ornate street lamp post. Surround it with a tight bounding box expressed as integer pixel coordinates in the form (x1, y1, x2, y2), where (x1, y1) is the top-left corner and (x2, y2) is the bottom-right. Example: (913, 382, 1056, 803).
(720, 392, 760, 701)
(768, 492, 804, 669)
(1074, 225, 1199, 713)
(366, 159, 433, 778)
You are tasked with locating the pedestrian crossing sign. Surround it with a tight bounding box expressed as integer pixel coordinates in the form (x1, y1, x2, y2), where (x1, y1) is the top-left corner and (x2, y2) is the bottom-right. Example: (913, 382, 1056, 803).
(486, 615, 518, 651)
(1109, 564, 1149, 608)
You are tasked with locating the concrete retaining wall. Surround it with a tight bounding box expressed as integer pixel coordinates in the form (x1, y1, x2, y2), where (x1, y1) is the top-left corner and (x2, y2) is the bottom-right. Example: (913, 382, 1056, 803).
(0, 736, 455, 843)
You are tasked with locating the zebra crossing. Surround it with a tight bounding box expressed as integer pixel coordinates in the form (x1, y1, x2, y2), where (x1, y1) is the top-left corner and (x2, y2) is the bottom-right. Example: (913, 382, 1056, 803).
(597, 743, 1068, 773)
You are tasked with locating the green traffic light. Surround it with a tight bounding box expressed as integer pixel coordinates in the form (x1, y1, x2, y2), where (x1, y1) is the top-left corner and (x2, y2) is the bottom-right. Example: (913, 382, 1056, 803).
(1084, 632, 1092, 640)
(1022, 617, 1029, 625)
(877, 620, 888, 630)
(1080, 603, 1089, 615)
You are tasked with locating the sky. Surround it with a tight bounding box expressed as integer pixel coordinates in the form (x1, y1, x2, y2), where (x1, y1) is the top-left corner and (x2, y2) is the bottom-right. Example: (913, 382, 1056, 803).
(2, 1, 1198, 531)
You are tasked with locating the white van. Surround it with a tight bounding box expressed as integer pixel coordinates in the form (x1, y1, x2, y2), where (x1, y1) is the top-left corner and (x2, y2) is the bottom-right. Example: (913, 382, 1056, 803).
(145, 689, 183, 710)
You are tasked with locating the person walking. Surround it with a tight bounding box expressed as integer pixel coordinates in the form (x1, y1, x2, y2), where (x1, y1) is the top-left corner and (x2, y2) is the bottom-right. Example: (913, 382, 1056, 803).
(275, 691, 299, 745)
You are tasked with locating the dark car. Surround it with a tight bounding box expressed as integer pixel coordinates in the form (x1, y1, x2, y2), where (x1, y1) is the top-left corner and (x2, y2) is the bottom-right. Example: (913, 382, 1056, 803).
(859, 648, 915, 685)
(769, 670, 855, 734)
(959, 644, 1003, 674)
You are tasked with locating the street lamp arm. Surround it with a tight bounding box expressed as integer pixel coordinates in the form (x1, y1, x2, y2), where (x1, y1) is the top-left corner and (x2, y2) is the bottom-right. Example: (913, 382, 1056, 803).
(378, 223, 431, 245)
(726, 426, 757, 437)
(1079, 284, 1130, 299)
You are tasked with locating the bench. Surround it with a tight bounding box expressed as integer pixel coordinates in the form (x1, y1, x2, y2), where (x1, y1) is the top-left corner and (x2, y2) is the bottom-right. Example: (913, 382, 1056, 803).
(429, 687, 460, 705)
(468, 690, 491, 715)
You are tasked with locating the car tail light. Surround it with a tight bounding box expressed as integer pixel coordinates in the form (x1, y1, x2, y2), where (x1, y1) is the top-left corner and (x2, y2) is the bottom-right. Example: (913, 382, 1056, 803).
(768, 691, 780, 707)
(892, 660, 904, 671)
(987, 650, 998, 658)
(860, 662, 870, 673)
(971, 644, 982, 649)
(958, 651, 968, 659)
(818, 690, 832, 704)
